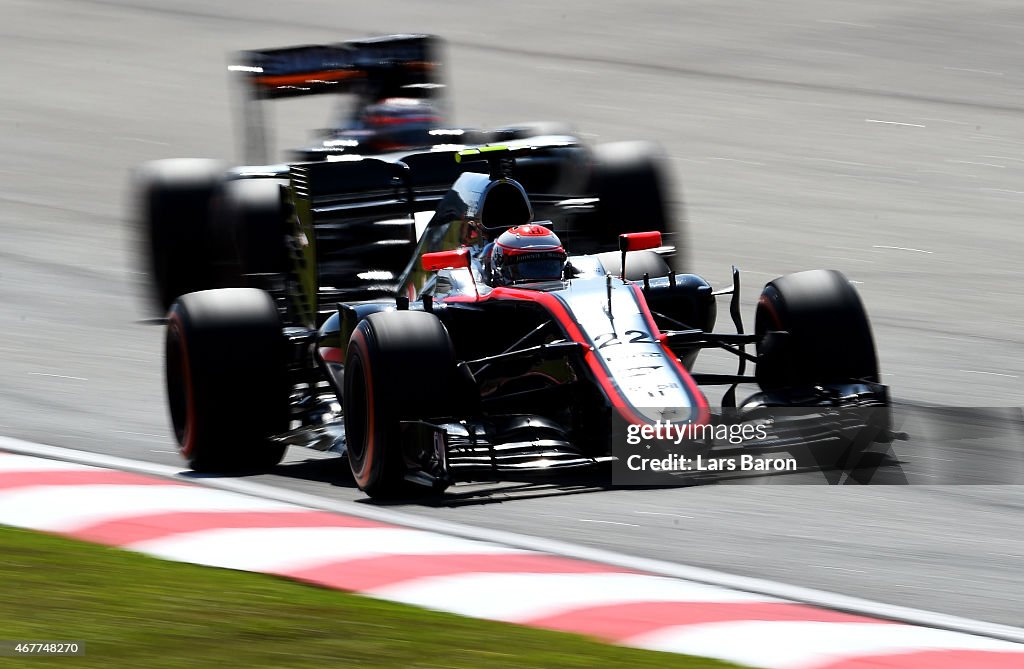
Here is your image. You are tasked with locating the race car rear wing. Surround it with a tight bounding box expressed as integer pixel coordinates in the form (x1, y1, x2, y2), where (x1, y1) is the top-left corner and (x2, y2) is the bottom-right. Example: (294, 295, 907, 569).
(230, 34, 445, 164)
(232, 34, 441, 100)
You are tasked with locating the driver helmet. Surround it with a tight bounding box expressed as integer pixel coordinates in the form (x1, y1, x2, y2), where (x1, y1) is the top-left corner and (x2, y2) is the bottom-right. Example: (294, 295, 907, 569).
(360, 97, 441, 132)
(490, 224, 567, 286)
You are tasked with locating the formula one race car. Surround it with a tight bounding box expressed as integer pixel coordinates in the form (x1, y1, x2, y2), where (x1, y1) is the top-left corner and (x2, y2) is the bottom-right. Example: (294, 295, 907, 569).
(136, 34, 678, 311)
(162, 141, 894, 498)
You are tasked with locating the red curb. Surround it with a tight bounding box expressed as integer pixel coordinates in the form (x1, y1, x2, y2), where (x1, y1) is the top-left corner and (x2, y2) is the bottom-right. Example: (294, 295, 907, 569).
(525, 601, 894, 642)
(70, 510, 388, 545)
(0, 470, 183, 490)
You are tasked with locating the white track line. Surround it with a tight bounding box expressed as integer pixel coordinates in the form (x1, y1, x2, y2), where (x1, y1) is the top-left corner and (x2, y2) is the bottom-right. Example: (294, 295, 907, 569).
(0, 453, 98, 472)
(371, 572, 774, 622)
(2, 435, 1023, 644)
(0, 484, 299, 532)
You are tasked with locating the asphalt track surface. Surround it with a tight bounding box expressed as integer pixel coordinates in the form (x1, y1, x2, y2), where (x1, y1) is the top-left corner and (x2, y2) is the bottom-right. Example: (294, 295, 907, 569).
(2, 0, 1022, 628)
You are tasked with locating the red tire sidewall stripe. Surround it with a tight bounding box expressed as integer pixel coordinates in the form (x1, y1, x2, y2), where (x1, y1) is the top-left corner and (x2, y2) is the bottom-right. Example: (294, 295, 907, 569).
(348, 327, 376, 489)
(168, 311, 197, 457)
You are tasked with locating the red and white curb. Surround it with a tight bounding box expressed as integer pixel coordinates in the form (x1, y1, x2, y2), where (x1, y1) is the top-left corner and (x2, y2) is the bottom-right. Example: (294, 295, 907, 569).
(2, 447, 1023, 669)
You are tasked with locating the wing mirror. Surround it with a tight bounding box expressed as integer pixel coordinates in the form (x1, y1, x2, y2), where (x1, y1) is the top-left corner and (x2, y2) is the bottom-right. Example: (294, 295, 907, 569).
(421, 247, 479, 298)
(619, 231, 663, 252)
(617, 231, 663, 281)
(421, 247, 472, 272)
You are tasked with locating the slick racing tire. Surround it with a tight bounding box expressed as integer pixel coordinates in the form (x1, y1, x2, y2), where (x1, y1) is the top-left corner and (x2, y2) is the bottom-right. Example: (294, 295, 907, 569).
(596, 250, 671, 282)
(135, 159, 225, 311)
(220, 179, 289, 280)
(754, 269, 879, 391)
(165, 288, 289, 472)
(588, 141, 680, 268)
(343, 311, 457, 498)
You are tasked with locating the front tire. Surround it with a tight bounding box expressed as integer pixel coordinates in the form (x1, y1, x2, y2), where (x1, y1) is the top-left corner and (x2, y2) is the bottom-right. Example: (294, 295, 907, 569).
(165, 288, 289, 472)
(343, 311, 458, 498)
(755, 269, 879, 391)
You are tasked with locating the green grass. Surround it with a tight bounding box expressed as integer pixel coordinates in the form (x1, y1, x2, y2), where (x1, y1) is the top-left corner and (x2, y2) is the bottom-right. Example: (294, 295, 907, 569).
(0, 526, 744, 668)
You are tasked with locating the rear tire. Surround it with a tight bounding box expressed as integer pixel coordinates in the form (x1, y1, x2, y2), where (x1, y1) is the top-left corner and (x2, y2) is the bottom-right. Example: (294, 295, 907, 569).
(165, 288, 289, 472)
(220, 179, 289, 279)
(588, 141, 679, 267)
(343, 311, 457, 498)
(135, 159, 225, 311)
(755, 269, 879, 391)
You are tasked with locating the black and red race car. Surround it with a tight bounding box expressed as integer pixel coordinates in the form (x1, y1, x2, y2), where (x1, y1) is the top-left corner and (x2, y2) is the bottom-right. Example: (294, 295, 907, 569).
(163, 143, 894, 498)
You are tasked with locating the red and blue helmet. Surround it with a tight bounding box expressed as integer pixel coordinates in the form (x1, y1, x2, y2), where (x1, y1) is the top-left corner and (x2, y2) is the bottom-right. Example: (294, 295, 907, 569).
(490, 224, 567, 286)
(360, 97, 441, 131)
(357, 97, 442, 151)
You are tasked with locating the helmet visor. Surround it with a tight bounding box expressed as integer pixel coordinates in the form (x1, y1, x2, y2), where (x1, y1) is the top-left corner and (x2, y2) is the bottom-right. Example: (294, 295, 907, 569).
(504, 253, 566, 284)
